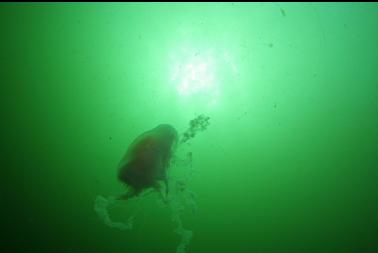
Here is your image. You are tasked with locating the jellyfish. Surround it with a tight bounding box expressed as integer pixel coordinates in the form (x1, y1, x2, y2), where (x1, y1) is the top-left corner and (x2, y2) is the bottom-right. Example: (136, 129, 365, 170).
(94, 117, 210, 253)
(117, 124, 178, 200)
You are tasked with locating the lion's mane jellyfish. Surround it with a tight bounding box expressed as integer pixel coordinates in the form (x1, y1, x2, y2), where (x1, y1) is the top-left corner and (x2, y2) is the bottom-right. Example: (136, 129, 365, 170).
(94, 124, 177, 230)
(118, 124, 178, 200)
(94, 116, 210, 253)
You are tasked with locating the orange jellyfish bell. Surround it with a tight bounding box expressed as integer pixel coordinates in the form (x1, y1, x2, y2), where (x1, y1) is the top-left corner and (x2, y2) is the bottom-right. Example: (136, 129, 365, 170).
(117, 124, 178, 200)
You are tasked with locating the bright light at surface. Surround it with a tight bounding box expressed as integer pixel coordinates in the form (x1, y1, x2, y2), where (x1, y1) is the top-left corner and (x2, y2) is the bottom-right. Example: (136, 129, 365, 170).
(169, 45, 238, 108)
(170, 50, 216, 97)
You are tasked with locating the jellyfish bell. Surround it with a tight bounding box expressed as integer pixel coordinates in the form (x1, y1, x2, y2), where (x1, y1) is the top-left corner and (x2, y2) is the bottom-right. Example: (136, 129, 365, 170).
(117, 124, 178, 200)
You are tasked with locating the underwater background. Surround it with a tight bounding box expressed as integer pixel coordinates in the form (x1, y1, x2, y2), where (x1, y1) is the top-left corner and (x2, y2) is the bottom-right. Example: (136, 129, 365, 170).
(1, 2, 378, 253)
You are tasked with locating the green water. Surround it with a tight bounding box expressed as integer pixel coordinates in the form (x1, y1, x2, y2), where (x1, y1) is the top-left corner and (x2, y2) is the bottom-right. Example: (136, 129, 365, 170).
(1, 3, 378, 253)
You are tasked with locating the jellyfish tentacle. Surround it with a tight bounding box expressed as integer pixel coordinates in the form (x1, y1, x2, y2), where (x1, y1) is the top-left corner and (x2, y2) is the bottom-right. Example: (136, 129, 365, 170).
(164, 178, 169, 196)
(117, 187, 142, 200)
(180, 114, 210, 144)
(94, 195, 133, 230)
